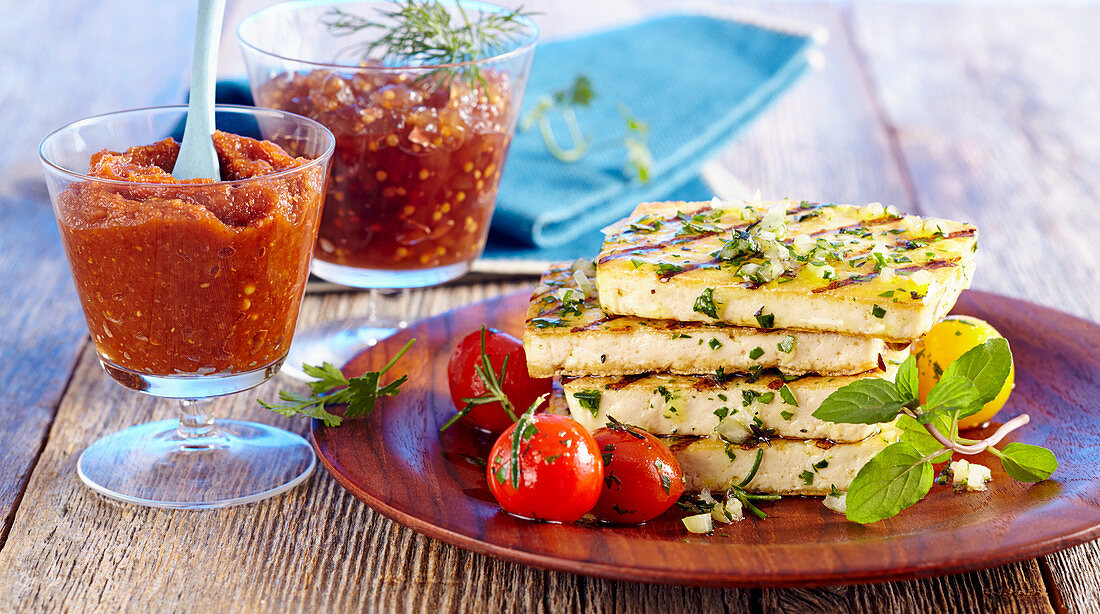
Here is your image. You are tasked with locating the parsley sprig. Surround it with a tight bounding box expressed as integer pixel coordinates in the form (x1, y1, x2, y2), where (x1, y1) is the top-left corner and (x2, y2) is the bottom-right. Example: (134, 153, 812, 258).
(520, 75, 653, 183)
(440, 326, 518, 432)
(814, 338, 1057, 524)
(260, 339, 416, 427)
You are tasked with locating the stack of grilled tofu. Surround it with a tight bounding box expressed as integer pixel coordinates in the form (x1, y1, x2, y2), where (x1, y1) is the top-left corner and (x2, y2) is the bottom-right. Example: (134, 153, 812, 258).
(523, 199, 978, 497)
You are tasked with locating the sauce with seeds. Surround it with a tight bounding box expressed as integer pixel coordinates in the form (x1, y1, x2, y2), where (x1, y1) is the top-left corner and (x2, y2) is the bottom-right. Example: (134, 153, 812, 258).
(256, 67, 517, 271)
(56, 133, 326, 376)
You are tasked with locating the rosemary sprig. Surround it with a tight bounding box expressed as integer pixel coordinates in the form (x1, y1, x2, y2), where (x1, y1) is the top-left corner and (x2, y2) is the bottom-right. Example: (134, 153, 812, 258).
(439, 326, 518, 432)
(260, 339, 416, 427)
(520, 75, 654, 183)
(320, 1, 534, 87)
(727, 449, 782, 519)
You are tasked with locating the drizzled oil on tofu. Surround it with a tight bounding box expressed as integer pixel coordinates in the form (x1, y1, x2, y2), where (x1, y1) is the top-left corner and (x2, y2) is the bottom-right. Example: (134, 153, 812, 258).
(597, 199, 978, 342)
(523, 261, 909, 378)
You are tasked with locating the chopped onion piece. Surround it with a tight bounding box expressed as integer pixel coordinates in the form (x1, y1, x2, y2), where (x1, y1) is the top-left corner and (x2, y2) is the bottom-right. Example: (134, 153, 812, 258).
(712, 498, 744, 523)
(950, 460, 992, 492)
(682, 512, 714, 534)
(823, 492, 847, 514)
(572, 269, 596, 298)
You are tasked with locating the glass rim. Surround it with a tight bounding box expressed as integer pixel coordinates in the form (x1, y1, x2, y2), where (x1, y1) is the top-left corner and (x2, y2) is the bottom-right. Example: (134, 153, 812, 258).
(236, 0, 539, 72)
(39, 104, 336, 189)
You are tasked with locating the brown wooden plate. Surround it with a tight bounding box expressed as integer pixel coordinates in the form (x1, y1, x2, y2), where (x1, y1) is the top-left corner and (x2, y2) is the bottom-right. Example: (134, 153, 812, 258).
(312, 289, 1100, 587)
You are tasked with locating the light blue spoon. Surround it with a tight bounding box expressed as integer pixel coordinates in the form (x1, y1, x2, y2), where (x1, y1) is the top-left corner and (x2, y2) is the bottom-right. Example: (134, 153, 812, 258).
(173, 0, 228, 181)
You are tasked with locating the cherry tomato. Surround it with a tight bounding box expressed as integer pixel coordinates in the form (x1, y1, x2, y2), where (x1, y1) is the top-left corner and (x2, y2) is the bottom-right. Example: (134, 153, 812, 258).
(486, 413, 603, 522)
(913, 315, 1015, 429)
(590, 423, 685, 524)
(447, 328, 551, 433)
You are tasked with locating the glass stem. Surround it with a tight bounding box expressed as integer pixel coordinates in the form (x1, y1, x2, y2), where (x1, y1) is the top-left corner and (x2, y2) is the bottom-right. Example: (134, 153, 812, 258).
(177, 397, 218, 439)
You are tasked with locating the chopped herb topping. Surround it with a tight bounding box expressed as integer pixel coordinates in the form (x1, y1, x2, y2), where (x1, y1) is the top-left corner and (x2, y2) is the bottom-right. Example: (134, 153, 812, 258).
(780, 385, 798, 406)
(657, 263, 684, 276)
(754, 307, 775, 329)
(800, 470, 815, 485)
(656, 386, 675, 403)
(572, 389, 602, 418)
(694, 287, 718, 319)
(872, 304, 887, 319)
(709, 338, 723, 350)
(780, 410, 794, 420)
(749, 347, 764, 360)
(714, 407, 729, 420)
(530, 317, 566, 329)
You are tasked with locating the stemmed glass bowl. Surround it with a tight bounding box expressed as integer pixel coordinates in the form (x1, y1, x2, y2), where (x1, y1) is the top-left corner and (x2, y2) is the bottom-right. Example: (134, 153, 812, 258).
(40, 105, 335, 508)
(238, 0, 538, 378)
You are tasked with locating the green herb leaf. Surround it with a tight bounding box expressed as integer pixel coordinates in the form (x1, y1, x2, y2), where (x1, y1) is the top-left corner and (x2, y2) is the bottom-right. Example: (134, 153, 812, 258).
(572, 389, 602, 418)
(998, 442, 1058, 482)
(871, 304, 887, 319)
(845, 442, 934, 524)
(708, 338, 723, 350)
(779, 385, 798, 407)
(754, 307, 774, 329)
(260, 339, 416, 426)
(895, 355, 919, 403)
(302, 362, 350, 395)
(748, 347, 764, 360)
(813, 378, 905, 424)
(693, 287, 718, 319)
(896, 414, 952, 463)
(799, 470, 815, 485)
(924, 375, 981, 416)
(942, 337, 1012, 405)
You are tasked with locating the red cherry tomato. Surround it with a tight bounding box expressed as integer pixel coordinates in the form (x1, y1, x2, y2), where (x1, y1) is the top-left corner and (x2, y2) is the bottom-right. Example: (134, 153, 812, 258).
(486, 413, 603, 522)
(591, 424, 685, 524)
(447, 328, 551, 433)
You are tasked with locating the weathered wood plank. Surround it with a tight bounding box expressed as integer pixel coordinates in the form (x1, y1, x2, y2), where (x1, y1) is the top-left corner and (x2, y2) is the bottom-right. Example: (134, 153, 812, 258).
(0, 0, 197, 546)
(849, 2, 1100, 323)
(761, 563, 1053, 614)
(0, 167, 88, 544)
(849, 4, 1100, 612)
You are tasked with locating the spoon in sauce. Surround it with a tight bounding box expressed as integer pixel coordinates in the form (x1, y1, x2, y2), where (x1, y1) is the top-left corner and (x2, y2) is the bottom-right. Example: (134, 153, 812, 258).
(173, 0, 227, 181)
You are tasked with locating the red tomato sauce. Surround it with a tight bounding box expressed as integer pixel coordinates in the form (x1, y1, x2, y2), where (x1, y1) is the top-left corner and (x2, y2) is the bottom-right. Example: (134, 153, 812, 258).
(56, 132, 326, 376)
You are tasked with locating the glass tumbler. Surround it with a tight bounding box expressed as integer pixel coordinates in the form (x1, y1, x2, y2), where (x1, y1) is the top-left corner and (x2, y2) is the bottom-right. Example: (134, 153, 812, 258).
(40, 105, 335, 508)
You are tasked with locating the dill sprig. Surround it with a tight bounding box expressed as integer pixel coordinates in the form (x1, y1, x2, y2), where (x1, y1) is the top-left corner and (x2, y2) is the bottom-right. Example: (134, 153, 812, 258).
(321, 1, 534, 86)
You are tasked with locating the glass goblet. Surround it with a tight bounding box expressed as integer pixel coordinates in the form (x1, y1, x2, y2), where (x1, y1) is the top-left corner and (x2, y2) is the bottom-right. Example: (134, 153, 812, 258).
(238, 0, 538, 379)
(40, 105, 335, 508)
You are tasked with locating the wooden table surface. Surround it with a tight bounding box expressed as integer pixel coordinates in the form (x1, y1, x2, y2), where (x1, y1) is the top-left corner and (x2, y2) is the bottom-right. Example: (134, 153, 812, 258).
(2, 1, 1098, 612)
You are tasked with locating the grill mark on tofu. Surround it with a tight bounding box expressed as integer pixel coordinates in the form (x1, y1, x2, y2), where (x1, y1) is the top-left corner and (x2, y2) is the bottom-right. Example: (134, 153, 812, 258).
(809, 257, 961, 294)
(602, 373, 649, 390)
(808, 216, 899, 236)
(569, 313, 623, 332)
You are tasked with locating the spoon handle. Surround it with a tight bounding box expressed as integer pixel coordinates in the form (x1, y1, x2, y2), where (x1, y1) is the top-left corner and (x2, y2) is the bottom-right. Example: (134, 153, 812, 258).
(174, 0, 228, 181)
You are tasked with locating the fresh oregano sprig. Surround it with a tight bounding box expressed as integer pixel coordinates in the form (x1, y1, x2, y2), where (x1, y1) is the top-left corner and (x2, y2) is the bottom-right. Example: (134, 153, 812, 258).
(520, 74, 654, 183)
(813, 338, 1058, 524)
(260, 339, 416, 427)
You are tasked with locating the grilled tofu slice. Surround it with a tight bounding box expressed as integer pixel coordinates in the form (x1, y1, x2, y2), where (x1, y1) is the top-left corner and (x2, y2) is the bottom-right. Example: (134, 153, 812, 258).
(546, 390, 895, 496)
(670, 431, 897, 495)
(560, 367, 898, 443)
(524, 261, 909, 378)
(597, 199, 978, 342)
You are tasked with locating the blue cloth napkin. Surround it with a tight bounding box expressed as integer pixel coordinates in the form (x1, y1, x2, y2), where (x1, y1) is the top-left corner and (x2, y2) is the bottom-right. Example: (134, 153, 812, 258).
(487, 14, 815, 262)
(212, 14, 815, 265)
